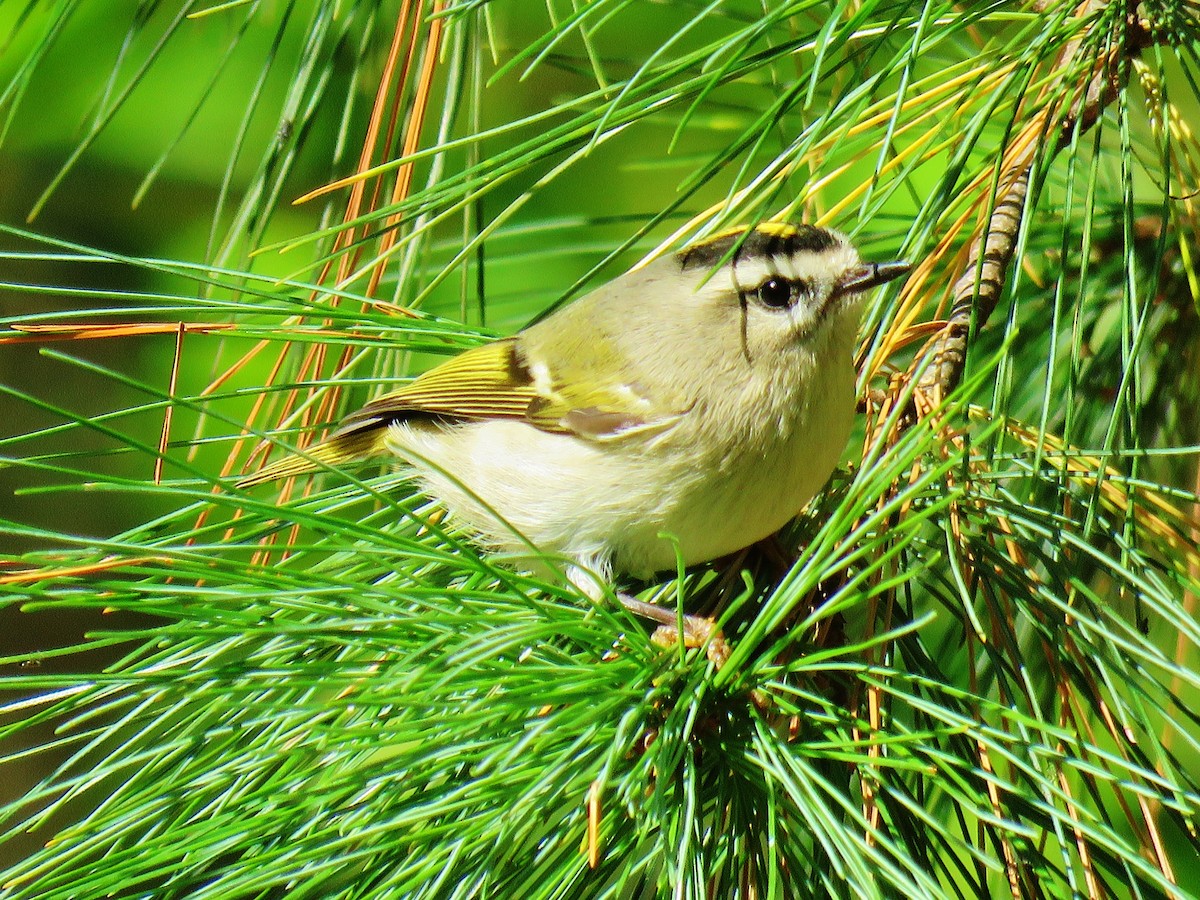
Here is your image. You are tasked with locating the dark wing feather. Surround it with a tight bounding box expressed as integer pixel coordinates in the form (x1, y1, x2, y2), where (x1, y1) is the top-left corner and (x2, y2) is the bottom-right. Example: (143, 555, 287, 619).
(333, 338, 569, 436)
(238, 336, 683, 487)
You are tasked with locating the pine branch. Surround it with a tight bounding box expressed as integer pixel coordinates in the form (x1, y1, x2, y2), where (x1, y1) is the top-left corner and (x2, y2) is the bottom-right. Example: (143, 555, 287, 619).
(914, 1, 1159, 405)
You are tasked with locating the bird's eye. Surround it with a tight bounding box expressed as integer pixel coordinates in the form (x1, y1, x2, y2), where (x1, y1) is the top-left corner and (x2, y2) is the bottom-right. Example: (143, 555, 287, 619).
(754, 277, 795, 309)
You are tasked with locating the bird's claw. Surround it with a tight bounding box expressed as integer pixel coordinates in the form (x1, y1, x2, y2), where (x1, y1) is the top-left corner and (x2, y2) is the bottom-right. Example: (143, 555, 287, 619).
(618, 593, 730, 667)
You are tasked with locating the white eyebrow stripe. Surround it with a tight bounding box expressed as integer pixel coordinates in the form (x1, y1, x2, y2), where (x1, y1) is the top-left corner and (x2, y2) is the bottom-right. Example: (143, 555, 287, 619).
(732, 256, 813, 287)
(732, 244, 861, 288)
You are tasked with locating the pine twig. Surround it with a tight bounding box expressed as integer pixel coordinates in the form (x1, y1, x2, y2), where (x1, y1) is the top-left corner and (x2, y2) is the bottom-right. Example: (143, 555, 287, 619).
(913, 1, 1157, 405)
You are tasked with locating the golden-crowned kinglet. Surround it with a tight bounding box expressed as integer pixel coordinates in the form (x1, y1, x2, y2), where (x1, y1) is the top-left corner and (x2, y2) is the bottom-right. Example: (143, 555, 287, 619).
(241, 223, 909, 599)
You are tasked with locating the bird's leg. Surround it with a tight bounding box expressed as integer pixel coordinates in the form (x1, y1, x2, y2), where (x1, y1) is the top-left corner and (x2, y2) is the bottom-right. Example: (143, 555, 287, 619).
(565, 563, 732, 668)
(617, 593, 731, 668)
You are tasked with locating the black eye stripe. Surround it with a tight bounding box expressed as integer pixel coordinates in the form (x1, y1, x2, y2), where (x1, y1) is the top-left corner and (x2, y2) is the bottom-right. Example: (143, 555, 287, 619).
(746, 276, 808, 309)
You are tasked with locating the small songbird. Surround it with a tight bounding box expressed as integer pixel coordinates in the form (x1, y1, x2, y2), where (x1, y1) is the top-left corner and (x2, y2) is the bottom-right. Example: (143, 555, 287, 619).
(241, 223, 909, 605)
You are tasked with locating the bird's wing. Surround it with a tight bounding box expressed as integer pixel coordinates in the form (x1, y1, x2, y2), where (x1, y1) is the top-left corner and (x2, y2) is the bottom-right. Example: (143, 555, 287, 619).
(236, 428, 388, 488)
(237, 338, 683, 488)
(336, 337, 682, 441)
(335, 338, 546, 432)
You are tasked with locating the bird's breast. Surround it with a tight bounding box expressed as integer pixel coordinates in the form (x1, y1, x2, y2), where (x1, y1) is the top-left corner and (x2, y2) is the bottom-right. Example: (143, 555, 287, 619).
(612, 350, 857, 575)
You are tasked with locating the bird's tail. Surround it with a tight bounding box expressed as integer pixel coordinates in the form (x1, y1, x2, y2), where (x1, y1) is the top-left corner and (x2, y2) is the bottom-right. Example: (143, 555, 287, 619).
(236, 429, 386, 488)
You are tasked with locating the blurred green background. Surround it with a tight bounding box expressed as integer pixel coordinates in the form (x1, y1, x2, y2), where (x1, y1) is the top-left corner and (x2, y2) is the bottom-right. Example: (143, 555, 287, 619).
(4, 2, 1199, 891)
(2, 3, 870, 865)
(0, 1, 924, 564)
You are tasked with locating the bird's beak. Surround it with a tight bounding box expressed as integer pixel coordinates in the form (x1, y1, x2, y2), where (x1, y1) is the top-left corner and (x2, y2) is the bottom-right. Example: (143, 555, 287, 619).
(834, 260, 911, 298)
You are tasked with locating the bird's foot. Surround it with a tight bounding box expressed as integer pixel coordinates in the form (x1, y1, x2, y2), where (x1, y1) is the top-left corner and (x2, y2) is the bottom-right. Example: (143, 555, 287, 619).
(617, 593, 731, 668)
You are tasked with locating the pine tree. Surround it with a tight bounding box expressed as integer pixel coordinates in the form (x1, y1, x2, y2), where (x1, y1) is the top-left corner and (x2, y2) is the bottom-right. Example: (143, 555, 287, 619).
(3, 2, 1200, 897)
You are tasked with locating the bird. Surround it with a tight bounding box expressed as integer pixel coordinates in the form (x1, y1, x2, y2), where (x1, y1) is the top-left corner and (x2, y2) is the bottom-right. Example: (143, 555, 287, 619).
(240, 223, 909, 644)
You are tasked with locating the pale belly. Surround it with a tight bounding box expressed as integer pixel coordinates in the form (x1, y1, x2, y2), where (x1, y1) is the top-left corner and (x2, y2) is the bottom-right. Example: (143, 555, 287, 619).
(624, 423, 847, 574)
(387, 365, 854, 581)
